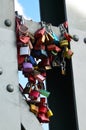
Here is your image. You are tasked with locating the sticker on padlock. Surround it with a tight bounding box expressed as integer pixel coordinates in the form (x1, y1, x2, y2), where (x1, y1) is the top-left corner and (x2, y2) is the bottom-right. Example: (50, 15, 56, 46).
(20, 46, 30, 56)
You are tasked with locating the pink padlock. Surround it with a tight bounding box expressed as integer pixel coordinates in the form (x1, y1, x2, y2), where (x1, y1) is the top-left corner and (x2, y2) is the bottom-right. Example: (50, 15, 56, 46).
(34, 74, 45, 82)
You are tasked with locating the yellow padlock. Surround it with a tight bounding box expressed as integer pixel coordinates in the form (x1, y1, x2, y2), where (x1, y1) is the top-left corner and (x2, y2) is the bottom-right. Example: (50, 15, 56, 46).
(30, 104, 38, 115)
(60, 40, 69, 47)
(46, 109, 53, 117)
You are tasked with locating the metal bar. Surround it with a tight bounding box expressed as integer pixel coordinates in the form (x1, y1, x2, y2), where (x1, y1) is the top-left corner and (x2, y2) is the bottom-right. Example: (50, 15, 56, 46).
(39, 0, 79, 130)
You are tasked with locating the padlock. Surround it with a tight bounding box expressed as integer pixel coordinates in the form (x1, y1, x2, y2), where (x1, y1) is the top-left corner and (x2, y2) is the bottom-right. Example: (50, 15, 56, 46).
(23, 62, 34, 73)
(60, 40, 69, 47)
(26, 31, 35, 43)
(39, 105, 48, 113)
(40, 97, 46, 104)
(37, 82, 45, 90)
(47, 44, 61, 52)
(52, 32, 59, 44)
(29, 90, 40, 100)
(19, 35, 30, 44)
(65, 49, 73, 59)
(30, 104, 39, 115)
(35, 27, 46, 38)
(39, 89, 50, 97)
(45, 33, 50, 43)
(46, 108, 53, 117)
(34, 73, 45, 82)
(46, 32, 54, 43)
(28, 40, 33, 49)
(64, 32, 72, 42)
(41, 50, 48, 57)
(37, 113, 50, 123)
(17, 54, 25, 65)
(19, 24, 28, 34)
(20, 46, 30, 56)
(28, 55, 37, 66)
(36, 35, 45, 46)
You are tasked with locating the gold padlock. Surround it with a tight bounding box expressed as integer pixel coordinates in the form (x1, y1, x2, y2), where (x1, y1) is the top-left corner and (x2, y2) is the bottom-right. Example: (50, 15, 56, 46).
(46, 32, 54, 43)
(60, 40, 69, 47)
(46, 109, 53, 117)
(30, 104, 38, 115)
(36, 35, 45, 46)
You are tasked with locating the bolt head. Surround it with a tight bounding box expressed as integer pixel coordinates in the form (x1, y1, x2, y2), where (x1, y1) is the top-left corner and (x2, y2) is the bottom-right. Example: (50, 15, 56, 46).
(73, 35, 79, 42)
(0, 68, 3, 75)
(7, 84, 14, 92)
(4, 19, 12, 27)
(84, 38, 86, 43)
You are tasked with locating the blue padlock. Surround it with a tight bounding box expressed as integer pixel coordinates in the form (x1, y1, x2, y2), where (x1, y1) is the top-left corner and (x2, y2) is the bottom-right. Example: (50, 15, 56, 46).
(28, 55, 37, 66)
(52, 32, 59, 44)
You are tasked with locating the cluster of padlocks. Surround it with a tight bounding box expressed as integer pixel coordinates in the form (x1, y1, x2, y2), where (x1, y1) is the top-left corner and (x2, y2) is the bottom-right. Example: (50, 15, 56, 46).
(15, 12, 78, 123)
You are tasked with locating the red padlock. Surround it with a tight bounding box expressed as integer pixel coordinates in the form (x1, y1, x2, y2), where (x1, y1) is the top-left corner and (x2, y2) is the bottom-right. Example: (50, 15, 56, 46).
(29, 90, 40, 100)
(39, 105, 48, 114)
(37, 113, 50, 123)
(28, 74, 36, 84)
(47, 44, 61, 52)
(35, 27, 46, 38)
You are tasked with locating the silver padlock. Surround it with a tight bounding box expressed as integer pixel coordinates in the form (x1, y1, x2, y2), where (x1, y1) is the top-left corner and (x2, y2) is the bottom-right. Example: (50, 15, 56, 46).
(20, 46, 30, 56)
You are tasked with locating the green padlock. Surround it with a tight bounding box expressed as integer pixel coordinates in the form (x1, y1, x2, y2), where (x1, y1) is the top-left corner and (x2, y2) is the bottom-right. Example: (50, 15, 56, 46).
(39, 89, 50, 97)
